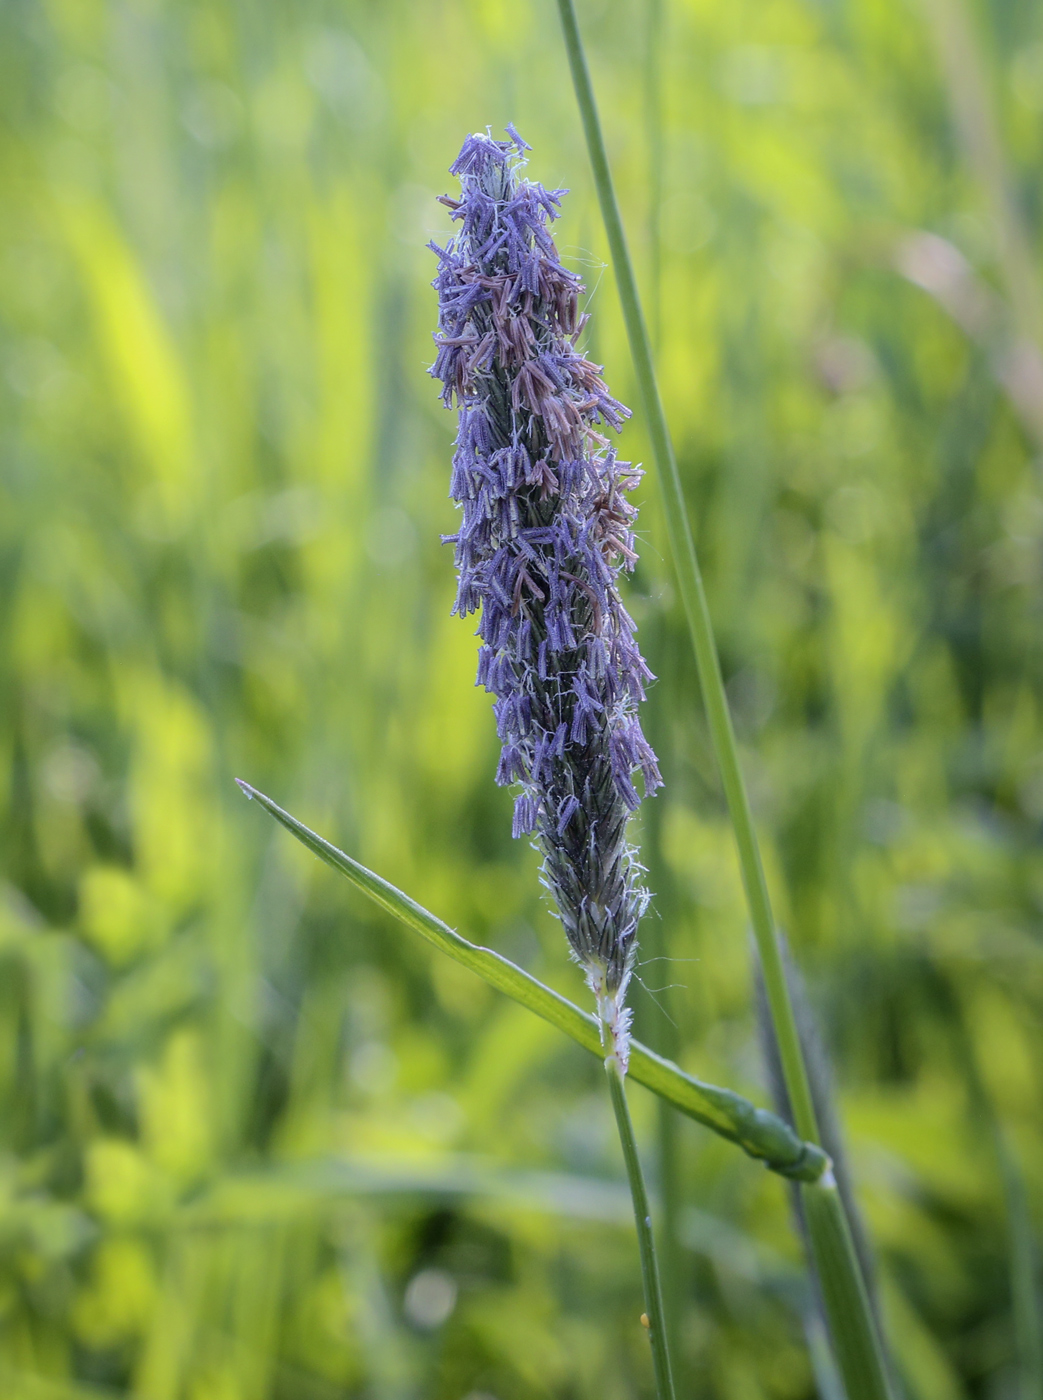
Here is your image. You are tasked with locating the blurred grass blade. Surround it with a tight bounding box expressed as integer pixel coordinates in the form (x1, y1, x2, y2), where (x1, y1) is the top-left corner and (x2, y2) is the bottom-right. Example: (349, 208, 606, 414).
(642, 0, 665, 349)
(895, 230, 1043, 451)
(0, 1368, 120, 1400)
(802, 1183, 894, 1400)
(756, 940, 885, 1342)
(183, 1154, 637, 1227)
(803, 1307, 847, 1400)
(917, 0, 1043, 349)
(949, 984, 1043, 1400)
(237, 781, 826, 1182)
(1000, 1133, 1043, 1400)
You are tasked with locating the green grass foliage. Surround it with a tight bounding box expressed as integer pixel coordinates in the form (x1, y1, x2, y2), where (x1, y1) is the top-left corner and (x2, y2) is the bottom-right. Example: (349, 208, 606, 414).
(1, 0, 1041, 1396)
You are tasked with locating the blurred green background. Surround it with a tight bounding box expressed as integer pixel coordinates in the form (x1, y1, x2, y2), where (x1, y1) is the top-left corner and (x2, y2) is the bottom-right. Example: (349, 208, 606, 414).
(2, 0, 1043, 1396)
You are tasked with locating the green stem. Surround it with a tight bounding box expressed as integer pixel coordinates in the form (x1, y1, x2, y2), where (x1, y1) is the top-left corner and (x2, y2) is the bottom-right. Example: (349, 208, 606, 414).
(552, 3, 895, 1394)
(605, 1053, 676, 1400)
(801, 1182, 895, 1400)
(654, 1101, 683, 1374)
(554, 0, 818, 1148)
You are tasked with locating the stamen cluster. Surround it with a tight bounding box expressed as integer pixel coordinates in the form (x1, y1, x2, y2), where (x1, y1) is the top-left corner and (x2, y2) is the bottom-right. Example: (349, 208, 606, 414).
(430, 128, 661, 1058)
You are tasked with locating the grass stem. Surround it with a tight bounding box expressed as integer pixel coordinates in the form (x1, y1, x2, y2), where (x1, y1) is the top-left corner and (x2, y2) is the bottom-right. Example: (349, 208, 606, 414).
(801, 1182, 895, 1400)
(554, 0, 818, 1149)
(553, 2, 895, 1392)
(605, 1053, 676, 1400)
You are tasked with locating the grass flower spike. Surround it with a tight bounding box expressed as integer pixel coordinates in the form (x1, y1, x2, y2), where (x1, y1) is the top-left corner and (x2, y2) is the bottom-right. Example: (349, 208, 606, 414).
(430, 129, 661, 1068)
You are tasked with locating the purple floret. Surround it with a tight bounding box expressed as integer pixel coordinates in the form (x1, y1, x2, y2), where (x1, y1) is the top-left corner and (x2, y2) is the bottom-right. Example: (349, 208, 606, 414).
(430, 129, 662, 1056)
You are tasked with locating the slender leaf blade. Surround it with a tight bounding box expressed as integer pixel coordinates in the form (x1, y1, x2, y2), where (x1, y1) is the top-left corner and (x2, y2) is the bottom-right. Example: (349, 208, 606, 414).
(237, 781, 827, 1182)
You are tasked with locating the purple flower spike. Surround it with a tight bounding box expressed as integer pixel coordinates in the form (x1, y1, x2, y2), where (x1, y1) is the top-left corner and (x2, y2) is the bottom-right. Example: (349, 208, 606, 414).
(430, 130, 662, 1065)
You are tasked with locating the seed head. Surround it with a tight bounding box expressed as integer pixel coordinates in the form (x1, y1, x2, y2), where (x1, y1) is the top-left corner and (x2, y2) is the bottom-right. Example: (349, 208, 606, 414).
(429, 129, 661, 1064)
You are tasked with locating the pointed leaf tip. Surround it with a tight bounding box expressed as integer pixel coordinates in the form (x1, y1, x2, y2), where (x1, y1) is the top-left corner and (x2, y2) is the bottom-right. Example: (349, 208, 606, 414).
(236, 779, 256, 800)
